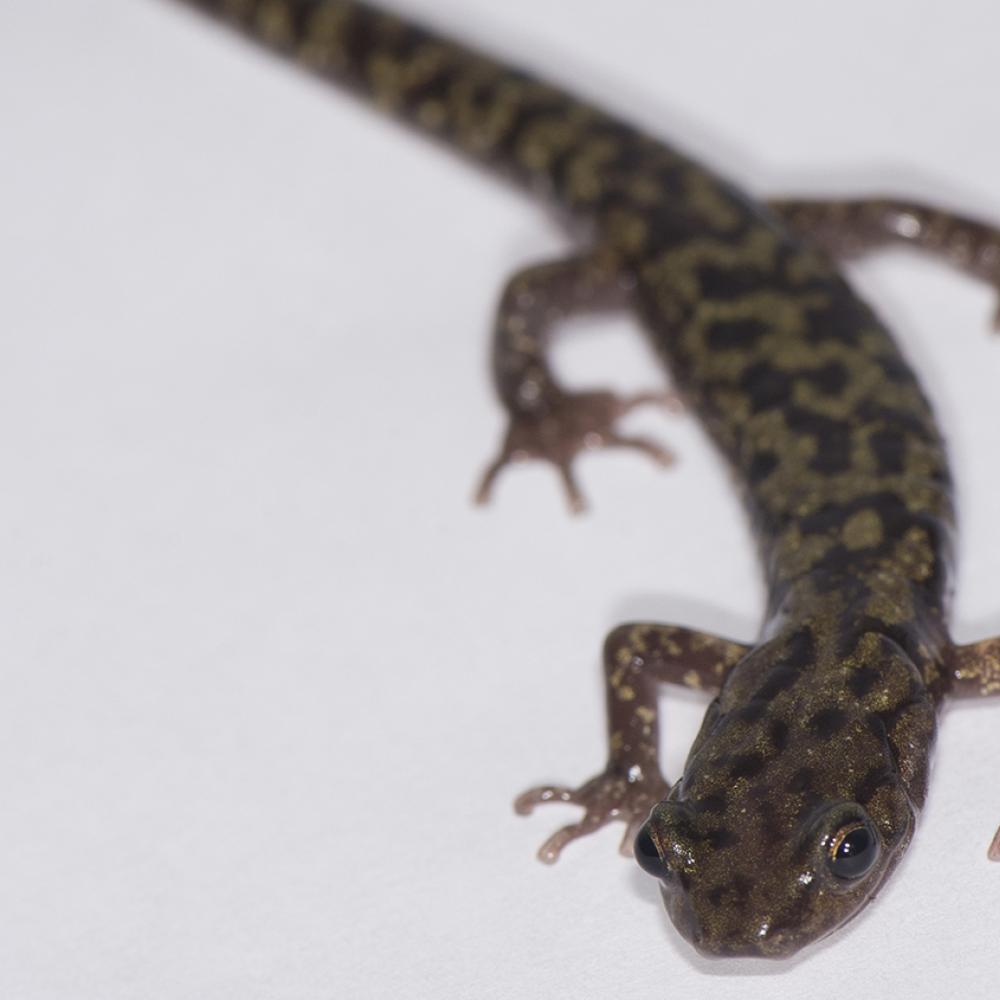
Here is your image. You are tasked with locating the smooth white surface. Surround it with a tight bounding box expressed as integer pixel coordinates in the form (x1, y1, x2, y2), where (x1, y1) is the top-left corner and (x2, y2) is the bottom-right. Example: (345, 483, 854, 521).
(2, 1, 1000, 997)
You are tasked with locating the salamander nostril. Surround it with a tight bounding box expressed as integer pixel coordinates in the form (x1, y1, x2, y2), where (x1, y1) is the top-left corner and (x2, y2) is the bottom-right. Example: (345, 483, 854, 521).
(634, 825, 671, 880)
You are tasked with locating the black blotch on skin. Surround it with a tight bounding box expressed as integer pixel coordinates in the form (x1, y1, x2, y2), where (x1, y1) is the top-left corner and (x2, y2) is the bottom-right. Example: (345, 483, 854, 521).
(708, 874, 754, 910)
(809, 707, 849, 738)
(706, 317, 770, 351)
(799, 501, 852, 537)
(877, 353, 917, 384)
(337, 5, 378, 74)
(848, 665, 880, 699)
(729, 752, 766, 780)
(706, 827, 738, 850)
(747, 450, 779, 485)
(739, 362, 793, 413)
(694, 263, 764, 301)
(694, 793, 727, 814)
(281, 2, 315, 41)
(781, 629, 817, 670)
(784, 407, 852, 474)
(802, 361, 848, 396)
(856, 399, 934, 437)
(730, 874, 753, 909)
(754, 666, 801, 702)
(803, 292, 869, 346)
(865, 712, 888, 741)
(757, 798, 786, 846)
(854, 764, 894, 805)
(736, 700, 768, 724)
(770, 718, 790, 752)
(807, 545, 855, 588)
(869, 427, 908, 474)
(787, 767, 815, 794)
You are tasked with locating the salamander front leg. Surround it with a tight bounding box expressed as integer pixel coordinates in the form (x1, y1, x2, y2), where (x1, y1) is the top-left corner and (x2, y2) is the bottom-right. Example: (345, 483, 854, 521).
(947, 638, 1000, 859)
(769, 197, 1000, 327)
(475, 251, 681, 513)
(515, 623, 748, 862)
(950, 637, 1000, 699)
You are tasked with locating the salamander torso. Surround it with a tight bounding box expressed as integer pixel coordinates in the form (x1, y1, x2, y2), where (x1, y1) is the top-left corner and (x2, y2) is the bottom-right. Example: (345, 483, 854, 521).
(177, 0, 1000, 959)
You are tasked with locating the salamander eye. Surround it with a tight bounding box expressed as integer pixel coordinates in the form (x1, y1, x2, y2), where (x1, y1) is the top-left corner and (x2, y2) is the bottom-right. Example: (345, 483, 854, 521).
(634, 824, 670, 880)
(826, 820, 880, 879)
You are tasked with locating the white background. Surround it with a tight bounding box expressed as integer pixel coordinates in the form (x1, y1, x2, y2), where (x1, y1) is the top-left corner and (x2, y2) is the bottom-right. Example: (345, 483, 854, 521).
(2, 1, 1000, 997)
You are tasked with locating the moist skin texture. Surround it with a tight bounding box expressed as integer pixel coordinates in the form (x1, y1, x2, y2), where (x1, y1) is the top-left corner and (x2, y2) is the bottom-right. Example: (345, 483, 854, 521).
(176, 0, 1000, 960)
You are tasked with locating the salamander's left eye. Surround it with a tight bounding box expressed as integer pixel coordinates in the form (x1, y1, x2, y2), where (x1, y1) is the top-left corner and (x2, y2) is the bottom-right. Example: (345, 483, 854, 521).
(634, 824, 671, 881)
(826, 820, 880, 879)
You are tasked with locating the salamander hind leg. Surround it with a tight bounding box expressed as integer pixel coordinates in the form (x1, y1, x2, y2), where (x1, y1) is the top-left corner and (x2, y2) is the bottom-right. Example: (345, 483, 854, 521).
(515, 623, 748, 863)
(769, 196, 1000, 327)
(475, 251, 681, 513)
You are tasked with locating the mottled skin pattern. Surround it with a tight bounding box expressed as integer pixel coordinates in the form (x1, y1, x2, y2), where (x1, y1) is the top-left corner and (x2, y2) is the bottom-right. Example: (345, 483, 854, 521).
(177, 0, 1000, 959)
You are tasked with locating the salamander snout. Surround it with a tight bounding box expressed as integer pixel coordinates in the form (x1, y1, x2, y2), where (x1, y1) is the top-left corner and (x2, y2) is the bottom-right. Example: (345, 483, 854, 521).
(635, 795, 909, 959)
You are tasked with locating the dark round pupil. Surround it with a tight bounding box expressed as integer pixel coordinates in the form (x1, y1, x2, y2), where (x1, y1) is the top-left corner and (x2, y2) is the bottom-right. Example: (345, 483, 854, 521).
(634, 826, 669, 880)
(828, 823, 878, 879)
(838, 827, 870, 859)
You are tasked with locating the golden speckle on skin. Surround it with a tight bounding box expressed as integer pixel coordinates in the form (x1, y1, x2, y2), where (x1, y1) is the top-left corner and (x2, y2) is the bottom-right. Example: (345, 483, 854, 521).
(617, 685, 636, 702)
(952, 638, 1000, 697)
(603, 208, 648, 255)
(683, 670, 702, 689)
(842, 509, 883, 550)
(629, 628, 651, 655)
(895, 526, 936, 582)
(662, 637, 683, 657)
(864, 570, 916, 626)
(368, 53, 407, 109)
(850, 632, 885, 664)
(773, 525, 835, 582)
(626, 174, 664, 206)
(299, 0, 352, 70)
(416, 98, 447, 129)
(255, 0, 294, 46)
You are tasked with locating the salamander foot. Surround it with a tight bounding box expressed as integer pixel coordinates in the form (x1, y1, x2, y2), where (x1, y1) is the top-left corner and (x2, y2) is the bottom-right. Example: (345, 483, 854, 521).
(515, 765, 669, 863)
(475, 390, 679, 513)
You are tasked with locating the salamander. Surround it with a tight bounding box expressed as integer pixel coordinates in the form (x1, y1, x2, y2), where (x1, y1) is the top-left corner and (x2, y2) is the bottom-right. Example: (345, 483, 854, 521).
(175, 0, 1000, 959)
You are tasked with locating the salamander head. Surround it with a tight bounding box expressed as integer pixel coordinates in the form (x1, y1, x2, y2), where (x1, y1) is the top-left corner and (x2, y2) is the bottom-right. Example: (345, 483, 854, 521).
(634, 629, 933, 959)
